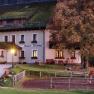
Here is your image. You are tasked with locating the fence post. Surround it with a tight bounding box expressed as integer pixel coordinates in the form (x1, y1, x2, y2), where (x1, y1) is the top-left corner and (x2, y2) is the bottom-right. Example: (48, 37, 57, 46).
(55, 72, 56, 77)
(40, 71, 42, 78)
(23, 70, 25, 78)
(86, 78, 89, 91)
(50, 77, 53, 88)
(68, 77, 71, 90)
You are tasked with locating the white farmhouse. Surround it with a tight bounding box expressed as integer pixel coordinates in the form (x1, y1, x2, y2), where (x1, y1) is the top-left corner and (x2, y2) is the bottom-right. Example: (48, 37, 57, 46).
(0, 1, 81, 64)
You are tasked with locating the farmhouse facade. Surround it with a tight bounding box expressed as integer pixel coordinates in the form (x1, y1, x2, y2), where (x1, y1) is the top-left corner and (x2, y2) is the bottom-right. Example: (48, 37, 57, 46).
(0, 0, 81, 64)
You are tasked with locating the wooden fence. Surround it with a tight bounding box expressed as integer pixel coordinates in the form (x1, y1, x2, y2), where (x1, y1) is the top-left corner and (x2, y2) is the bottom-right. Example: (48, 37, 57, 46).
(13, 70, 25, 86)
(50, 77, 94, 90)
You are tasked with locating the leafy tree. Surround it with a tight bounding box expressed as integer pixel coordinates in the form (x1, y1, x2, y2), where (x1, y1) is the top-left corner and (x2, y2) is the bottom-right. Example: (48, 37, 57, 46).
(48, 0, 94, 69)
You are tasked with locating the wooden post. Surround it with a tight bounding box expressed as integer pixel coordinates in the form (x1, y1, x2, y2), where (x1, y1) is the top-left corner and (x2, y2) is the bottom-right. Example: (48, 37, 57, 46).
(40, 71, 42, 78)
(68, 78, 71, 90)
(55, 72, 56, 77)
(50, 77, 53, 88)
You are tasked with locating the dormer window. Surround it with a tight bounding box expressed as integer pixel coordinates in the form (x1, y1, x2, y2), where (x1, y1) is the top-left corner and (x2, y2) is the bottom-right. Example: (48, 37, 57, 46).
(0, 20, 2, 25)
(6, 20, 13, 24)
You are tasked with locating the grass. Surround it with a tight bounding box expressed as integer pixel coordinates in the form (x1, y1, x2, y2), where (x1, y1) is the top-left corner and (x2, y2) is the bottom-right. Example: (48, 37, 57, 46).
(14, 64, 72, 77)
(3, 77, 12, 87)
(19, 64, 68, 73)
(0, 88, 94, 94)
(11, 66, 24, 74)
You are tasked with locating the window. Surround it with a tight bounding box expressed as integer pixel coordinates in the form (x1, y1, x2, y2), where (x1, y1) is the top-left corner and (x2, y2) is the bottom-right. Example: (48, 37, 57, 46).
(19, 51, 25, 59)
(19, 35, 25, 44)
(21, 35, 24, 41)
(0, 51, 4, 57)
(55, 50, 64, 59)
(71, 51, 76, 59)
(6, 20, 13, 24)
(0, 21, 2, 25)
(21, 51, 24, 57)
(31, 34, 37, 43)
(31, 50, 38, 59)
(12, 35, 15, 43)
(5, 36, 8, 42)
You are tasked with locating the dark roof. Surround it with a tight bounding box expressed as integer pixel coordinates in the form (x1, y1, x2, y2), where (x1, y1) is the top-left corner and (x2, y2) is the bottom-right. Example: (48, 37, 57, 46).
(0, 2, 56, 31)
(0, 0, 57, 6)
(0, 42, 22, 50)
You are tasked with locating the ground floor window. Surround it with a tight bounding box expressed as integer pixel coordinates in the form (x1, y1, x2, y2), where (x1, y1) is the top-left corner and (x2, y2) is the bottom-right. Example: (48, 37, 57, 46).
(0, 51, 4, 57)
(55, 50, 64, 59)
(31, 50, 38, 59)
(71, 51, 76, 59)
(20, 51, 24, 57)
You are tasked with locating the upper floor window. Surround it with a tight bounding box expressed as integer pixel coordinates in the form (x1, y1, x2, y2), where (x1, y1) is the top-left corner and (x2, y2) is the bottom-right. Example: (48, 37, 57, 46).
(55, 50, 64, 59)
(19, 35, 25, 44)
(71, 51, 76, 59)
(12, 35, 15, 43)
(6, 20, 13, 24)
(0, 21, 2, 25)
(31, 34, 37, 43)
(5, 36, 8, 42)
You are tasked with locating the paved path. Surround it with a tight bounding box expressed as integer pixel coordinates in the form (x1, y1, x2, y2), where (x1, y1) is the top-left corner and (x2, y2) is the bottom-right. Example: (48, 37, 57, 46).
(0, 64, 12, 78)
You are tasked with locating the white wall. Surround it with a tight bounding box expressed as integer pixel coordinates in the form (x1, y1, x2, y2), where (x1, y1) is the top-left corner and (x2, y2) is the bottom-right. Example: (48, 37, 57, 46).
(0, 49, 20, 63)
(0, 49, 6, 63)
(45, 30, 81, 64)
(45, 30, 55, 60)
(0, 30, 44, 64)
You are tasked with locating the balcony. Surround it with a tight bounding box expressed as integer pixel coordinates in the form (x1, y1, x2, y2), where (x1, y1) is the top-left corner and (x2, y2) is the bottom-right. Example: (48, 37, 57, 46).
(19, 41, 25, 44)
(55, 57, 64, 59)
(71, 57, 76, 59)
(31, 57, 38, 59)
(0, 55, 4, 58)
(19, 57, 25, 59)
(31, 40, 37, 44)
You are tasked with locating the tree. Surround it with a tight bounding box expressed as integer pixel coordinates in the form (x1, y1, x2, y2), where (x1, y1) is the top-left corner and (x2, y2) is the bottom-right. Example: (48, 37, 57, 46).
(48, 0, 94, 69)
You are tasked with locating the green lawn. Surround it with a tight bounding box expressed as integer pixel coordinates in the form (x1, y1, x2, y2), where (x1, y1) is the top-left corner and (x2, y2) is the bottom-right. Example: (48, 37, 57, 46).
(12, 64, 87, 77)
(16, 64, 71, 76)
(0, 88, 94, 94)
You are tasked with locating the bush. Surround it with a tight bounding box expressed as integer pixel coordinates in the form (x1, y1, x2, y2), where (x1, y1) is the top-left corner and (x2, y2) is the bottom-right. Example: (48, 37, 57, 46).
(89, 56, 94, 67)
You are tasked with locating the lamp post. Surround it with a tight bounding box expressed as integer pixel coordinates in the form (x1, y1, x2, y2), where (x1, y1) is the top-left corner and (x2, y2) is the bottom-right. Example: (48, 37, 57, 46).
(10, 48, 16, 68)
(10, 48, 16, 87)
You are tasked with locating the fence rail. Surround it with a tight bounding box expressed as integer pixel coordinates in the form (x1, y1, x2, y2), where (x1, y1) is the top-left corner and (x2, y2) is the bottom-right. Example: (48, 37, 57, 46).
(13, 71, 25, 82)
(50, 77, 94, 90)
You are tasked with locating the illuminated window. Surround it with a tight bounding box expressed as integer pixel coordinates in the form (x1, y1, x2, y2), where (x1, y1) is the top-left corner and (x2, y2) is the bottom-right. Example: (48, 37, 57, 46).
(32, 50, 38, 59)
(55, 50, 64, 59)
